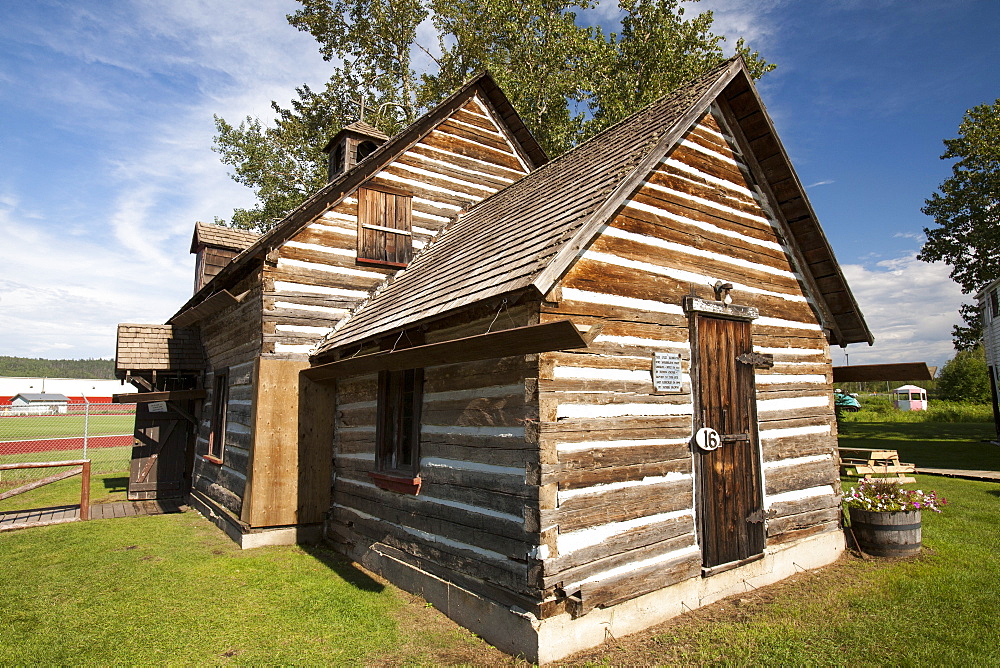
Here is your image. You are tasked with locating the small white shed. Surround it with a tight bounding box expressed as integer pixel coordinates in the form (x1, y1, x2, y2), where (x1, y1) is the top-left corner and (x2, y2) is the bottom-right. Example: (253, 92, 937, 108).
(9, 393, 70, 415)
(893, 385, 928, 411)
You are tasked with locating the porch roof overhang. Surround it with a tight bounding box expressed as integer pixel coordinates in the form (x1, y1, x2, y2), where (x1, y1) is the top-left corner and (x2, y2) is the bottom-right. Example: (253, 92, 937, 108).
(303, 319, 589, 383)
(832, 363, 934, 383)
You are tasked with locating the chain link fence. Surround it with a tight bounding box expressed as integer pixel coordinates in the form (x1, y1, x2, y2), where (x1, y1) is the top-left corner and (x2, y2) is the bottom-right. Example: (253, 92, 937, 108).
(0, 402, 135, 492)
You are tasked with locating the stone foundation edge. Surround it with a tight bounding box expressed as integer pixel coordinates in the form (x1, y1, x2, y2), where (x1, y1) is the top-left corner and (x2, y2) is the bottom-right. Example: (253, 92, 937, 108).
(187, 490, 322, 549)
(339, 528, 845, 664)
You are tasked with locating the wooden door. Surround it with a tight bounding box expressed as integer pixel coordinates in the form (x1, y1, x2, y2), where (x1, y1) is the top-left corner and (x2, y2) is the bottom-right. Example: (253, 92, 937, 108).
(128, 402, 194, 501)
(694, 315, 765, 569)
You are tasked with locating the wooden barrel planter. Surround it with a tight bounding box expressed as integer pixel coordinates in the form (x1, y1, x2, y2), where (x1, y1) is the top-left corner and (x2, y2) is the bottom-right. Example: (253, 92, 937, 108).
(848, 508, 922, 557)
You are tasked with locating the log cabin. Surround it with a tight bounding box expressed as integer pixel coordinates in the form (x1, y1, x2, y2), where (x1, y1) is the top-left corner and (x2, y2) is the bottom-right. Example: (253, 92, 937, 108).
(115, 58, 872, 662)
(304, 57, 871, 661)
(114, 71, 546, 540)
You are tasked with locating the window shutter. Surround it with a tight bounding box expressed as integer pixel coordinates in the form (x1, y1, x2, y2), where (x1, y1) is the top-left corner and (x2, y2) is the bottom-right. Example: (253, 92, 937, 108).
(357, 187, 413, 267)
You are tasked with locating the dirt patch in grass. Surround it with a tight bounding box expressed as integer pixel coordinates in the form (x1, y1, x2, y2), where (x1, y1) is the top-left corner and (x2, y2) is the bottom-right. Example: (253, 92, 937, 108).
(556, 551, 904, 666)
(351, 568, 528, 667)
(352, 550, 896, 667)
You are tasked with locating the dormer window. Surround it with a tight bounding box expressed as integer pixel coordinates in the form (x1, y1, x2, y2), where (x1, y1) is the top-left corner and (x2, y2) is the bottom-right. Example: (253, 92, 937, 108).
(357, 185, 413, 268)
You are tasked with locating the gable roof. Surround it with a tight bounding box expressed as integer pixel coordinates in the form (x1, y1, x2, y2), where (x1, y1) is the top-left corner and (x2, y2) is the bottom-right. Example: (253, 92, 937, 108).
(314, 58, 872, 357)
(189, 222, 261, 254)
(321, 120, 390, 153)
(12, 393, 70, 403)
(168, 72, 547, 323)
(115, 324, 205, 375)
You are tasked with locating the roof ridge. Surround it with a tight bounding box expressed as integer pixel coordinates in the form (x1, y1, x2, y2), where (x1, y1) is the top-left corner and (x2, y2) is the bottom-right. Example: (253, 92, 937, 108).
(313, 59, 742, 355)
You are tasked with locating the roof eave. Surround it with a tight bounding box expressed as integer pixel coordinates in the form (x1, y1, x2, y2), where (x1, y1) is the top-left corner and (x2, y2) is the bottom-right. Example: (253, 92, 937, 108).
(718, 69, 873, 347)
(169, 72, 546, 324)
(529, 58, 745, 298)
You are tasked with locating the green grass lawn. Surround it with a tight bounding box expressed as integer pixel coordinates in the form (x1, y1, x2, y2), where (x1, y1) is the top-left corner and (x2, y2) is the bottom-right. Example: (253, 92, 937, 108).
(838, 420, 1000, 470)
(0, 413, 134, 440)
(0, 419, 998, 665)
(0, 470, 129, 512)
(572, 473, 1000, 665)
(0, 512, 496, 665)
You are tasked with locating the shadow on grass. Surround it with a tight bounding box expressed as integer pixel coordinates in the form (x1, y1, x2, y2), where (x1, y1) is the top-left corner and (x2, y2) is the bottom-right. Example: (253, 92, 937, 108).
(300, 543, 385, 593)
(102, 477, 128, 492)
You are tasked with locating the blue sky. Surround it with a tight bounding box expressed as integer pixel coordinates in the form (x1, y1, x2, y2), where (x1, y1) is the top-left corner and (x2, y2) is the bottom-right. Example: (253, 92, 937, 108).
(0, 0, 997, 370)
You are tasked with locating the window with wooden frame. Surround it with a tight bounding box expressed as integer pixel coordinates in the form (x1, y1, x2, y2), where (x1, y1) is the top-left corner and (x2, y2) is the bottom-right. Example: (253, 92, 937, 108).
(356, 185, 413, 268)
(372, 367, 424, 494)
(206, 370, 228, 464)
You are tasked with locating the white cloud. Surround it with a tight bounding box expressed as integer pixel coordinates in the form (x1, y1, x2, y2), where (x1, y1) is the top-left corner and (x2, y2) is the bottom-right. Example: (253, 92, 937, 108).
(833, 253, 964, 370)
(807, 179, 835, 188)
(0, 0, 334, 359)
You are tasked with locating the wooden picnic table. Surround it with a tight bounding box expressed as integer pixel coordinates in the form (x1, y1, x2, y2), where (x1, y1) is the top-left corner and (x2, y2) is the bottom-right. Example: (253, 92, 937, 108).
(837, 447, 915, 484)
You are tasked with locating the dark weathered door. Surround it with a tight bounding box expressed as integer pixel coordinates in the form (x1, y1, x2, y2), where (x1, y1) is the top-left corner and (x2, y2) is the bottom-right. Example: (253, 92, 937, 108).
(694, 315, 765, 569)
(128, 402, 194, 501)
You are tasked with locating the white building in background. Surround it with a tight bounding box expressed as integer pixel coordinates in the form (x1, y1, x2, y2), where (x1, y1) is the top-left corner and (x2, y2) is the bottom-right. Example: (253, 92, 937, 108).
(976, 278, 1000, 440)
(0, 377, 138, 404)
(9, 393, 70, 414)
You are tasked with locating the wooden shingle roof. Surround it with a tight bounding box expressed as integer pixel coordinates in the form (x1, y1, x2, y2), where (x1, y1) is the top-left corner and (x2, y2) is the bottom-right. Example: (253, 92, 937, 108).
(169, 72, 546, 323)
(189, 222, 261, 254)
(115, 324, 204, 374)
(314, 58, 872, 356)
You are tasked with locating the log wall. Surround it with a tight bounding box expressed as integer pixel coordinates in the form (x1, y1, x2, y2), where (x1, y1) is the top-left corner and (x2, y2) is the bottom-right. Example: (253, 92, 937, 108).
(329, 303, 546, 610)
(195, 245, 241, 293)
(263, 95, 530, 359)
(536, 108, 840, 612)
(192, 271, 263, 515)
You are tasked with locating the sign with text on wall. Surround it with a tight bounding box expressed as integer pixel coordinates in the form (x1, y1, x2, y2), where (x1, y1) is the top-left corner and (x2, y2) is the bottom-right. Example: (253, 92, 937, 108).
(652, 352, 683, 392)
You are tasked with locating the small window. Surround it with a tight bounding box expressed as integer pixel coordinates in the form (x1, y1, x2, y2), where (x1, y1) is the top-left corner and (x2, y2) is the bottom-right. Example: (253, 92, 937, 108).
(992, 290, 999, 318)
(356, 140, 379, 162)
(207, 370, 228, 463)
(332, 143, 346, 176)
(375, 368, 423, 484)
(357, 186, 413, 268)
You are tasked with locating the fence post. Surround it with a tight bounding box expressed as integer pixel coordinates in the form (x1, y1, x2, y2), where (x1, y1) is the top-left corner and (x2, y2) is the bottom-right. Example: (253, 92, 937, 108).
(80, 459, 91, 521)
(82, 394, 90, 460)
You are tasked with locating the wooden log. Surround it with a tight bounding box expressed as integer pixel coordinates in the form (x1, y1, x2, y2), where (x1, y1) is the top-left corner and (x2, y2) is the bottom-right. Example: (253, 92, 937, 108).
(569, 552, 702, 617)
(544, 514, 694, 580)
(339, 509, 531, 593)
(340, 529, 546, 613)
(113, 389, 207, 403)
(547, 479, 692, 533)
(761, 434, 836, 463)
(0, 467, 82, 501)
(766, 507, 841, 538)
(334, 485, 531, 553)
(767, 520, 839, 547)
(80, 460, 90, 521)
(551, 440, 690, 472)
(546, 530, 697, 591)
(306, 320, 586, 381)
(539, 415, 692, 435)
(764, 459, 838, 497)
(418, 440, 534, 468)
(546, 458, 691, 490)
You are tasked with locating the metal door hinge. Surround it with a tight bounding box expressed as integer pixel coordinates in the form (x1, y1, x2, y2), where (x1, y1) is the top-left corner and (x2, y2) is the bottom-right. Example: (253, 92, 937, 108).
(746, 508, 777, 524)
(736, 352, 774, 368)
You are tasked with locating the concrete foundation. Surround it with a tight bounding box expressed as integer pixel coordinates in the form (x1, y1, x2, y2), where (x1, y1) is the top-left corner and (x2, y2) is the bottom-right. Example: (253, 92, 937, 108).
(187, 490, 322, 549)
(347, 528, 845, 664)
